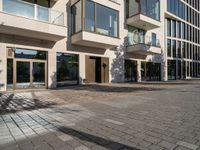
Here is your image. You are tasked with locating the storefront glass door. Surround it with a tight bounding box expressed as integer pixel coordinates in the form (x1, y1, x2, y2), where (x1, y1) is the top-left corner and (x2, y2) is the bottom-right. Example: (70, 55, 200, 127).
(14, 60, 46, 89)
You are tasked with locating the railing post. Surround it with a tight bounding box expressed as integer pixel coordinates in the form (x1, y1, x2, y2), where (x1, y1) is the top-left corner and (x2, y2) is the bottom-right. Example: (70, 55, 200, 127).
(0, 0, 3, 12)
(34, 4, 37, 20)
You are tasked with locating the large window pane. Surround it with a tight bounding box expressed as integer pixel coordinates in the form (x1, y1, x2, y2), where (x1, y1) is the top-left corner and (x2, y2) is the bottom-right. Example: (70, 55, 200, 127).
(71, 1, 82, 34)
(128, 26, 145, 45)
(167, 39, 171, 57)
(126, 0, 139, 17)
(172, 40, 176, 58)
(147, 0, 160, 20)
(14, 48, 47, 60)
(85, 0, 95, 32)
(96, 4, 118, 37)
(57, 53, 79, 86)
(7, 59, 13, 89)
(167, 19, 171, 36)
(172, 20, 176, 37)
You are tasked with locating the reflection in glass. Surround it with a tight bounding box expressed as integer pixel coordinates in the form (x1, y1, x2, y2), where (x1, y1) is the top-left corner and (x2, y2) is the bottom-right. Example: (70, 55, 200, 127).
(96, 4, 118, 37)
(15, 48, 47, 60)
(126, 0, 160, 21)
(16, 61, 30, 89)
(3, 0, 34, 19)
(128, 26, 145, 45)
(7, 59, 13, 89)
(37, 6, 49, 21)
(141, 62, 161, 81)
(71, 1, 82, 34)
(124, 60, 137, 82)
(168, 60, 176, 80)
(33, 62, 45, 88)
(57, 53, 79, 86)
(85, 0, 95, 32)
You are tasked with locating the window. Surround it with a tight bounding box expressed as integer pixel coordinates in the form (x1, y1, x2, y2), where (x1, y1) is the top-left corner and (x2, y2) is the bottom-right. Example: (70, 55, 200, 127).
(57, 53, 79, 86)
(72, 0, 119, 38)
(128, 26, 145, 46)
(96, 4, 118, 37)
(14, 48, 47, 60)
(85, 0, 95, 32)
(182, 22, 185, 39)
(7, 59, 13, 89)
(167, 39, 171, 57)
(172, 40, 176, 58)
(172, 20, 176, 37)
(167, 19, 171, 36)
(182, 42, 186, 58)
(177, 21, 181, 38)
(127, 0, 160, 21)
(71, 1, 82, 34)
(152, 33, 157, 47)
(177, 41, 181, 58)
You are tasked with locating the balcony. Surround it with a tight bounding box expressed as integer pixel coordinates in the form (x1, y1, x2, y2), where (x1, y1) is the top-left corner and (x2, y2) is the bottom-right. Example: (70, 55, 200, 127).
(126, 0, 161, 30)
(70, 0, 120, 49)
(127, 35, 161, 55)
(0, 0, 66, 41)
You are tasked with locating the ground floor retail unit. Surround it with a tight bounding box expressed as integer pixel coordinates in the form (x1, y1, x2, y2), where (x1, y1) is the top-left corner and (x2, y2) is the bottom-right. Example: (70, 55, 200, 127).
(2, 47, 200, 91)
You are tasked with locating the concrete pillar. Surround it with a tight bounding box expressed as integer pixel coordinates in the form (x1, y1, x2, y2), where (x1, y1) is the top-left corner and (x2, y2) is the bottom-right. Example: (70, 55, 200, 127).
(162, 58, 168, 81)
(79, 53, 85, 84)
(137, 60, 141, 82)
(48, 50, 56, 88)
(0, 0, 2, 12)
(0, 43, 7, 91)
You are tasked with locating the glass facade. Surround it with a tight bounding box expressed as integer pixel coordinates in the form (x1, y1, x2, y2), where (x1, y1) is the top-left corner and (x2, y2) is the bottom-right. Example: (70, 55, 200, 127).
(166, 0, 200, 79)
(72, 0, 119, 37)
(71, 1, 82, 33)
(141, 62, 161, 81)
(126, 0, 160, 21)
(14, 48, 47, 60)
(57, 53, 79, 86)
(124, 60, 137, 82)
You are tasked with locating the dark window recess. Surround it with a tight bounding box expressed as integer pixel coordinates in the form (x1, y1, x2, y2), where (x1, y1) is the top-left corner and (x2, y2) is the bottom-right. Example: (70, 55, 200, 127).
(57, 53, 79, 86)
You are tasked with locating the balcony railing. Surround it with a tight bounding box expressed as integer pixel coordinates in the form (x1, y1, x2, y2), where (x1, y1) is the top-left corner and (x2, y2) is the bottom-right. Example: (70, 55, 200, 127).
(128, 35, 161, 48)
(1, 0, 64, 26)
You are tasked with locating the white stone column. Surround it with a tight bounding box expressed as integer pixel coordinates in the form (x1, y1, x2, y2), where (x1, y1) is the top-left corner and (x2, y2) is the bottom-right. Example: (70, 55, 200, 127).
(137, 60, 141, 82)
(48, 50, 56, 88)
(0, 43, 7, 91)
(79, 53, 85, 84)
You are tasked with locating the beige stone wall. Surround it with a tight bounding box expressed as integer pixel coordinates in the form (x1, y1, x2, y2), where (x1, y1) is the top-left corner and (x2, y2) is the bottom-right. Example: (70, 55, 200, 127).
(0, 0, 167, 91)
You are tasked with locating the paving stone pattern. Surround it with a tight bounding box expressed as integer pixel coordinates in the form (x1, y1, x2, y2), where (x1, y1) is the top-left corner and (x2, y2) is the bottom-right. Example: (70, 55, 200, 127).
(0, 81, 200, 150)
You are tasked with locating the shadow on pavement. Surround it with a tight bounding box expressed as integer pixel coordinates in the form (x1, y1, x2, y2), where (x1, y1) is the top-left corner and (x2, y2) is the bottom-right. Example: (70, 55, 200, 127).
(0, 93, 57, 115)
(58, 126, 140, 150)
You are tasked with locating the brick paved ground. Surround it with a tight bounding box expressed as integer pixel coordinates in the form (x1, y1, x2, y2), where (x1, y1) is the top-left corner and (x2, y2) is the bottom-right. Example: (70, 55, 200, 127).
(0, 80, 200, 150)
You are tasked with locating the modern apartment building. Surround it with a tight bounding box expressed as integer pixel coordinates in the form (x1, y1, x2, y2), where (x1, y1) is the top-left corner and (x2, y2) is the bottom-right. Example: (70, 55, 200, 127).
(0, 0, 199, 91)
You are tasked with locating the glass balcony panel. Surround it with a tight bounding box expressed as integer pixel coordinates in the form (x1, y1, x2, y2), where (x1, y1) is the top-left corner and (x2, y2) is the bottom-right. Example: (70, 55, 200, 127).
(3, 0, 34, 19)
(37, 5, 49, 22)
(50, 10, 64, 26)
